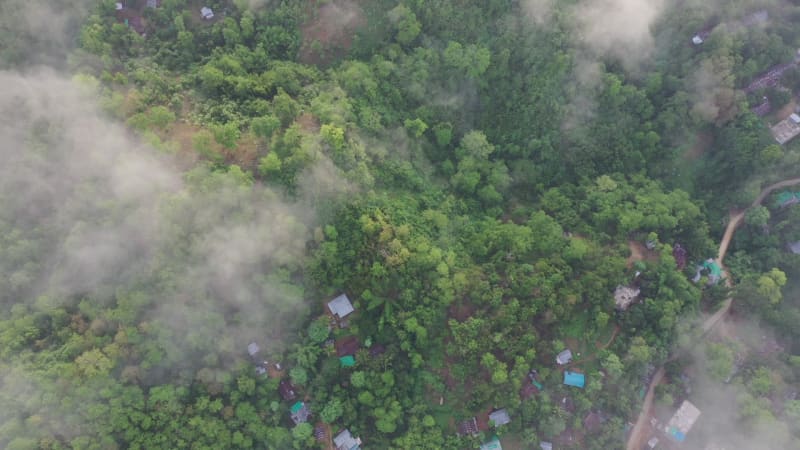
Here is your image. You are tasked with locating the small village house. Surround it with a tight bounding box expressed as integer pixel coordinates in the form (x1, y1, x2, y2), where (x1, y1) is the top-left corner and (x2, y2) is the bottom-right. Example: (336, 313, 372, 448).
(335, 336, 360, 357)
(771, 113, 800, 145)
(666, 400, 701, 442)
(563, 371, 586, 389)
(328, 293, 355, 320)
(247, 342, 260, 357)
(278, 380, 297, 401)
(556, 349, 573, 365)
(200, 6, 214, 20)
(333, 428, 362, 450)
(489, 408, 510, 427)
(480, 436, 503, 450)
(290, 401, 311, 425)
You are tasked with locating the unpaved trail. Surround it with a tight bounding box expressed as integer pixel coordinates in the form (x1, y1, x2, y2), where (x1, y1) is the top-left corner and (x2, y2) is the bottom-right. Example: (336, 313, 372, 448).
(625, 366, 664, 450)
(625, 177, 800, 450)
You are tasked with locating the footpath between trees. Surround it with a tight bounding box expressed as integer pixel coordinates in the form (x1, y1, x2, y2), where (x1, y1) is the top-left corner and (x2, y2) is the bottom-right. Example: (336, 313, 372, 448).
(624, 177, 800, 450)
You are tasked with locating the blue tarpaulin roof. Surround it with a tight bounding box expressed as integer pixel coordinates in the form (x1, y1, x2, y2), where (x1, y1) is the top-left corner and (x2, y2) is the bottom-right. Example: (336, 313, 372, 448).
(563, 371, 585, 388)
(669, 427, 686, 442)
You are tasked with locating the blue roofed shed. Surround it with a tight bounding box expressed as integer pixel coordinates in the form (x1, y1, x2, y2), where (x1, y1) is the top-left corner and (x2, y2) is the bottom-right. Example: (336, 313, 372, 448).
(563, 371, 585, 388)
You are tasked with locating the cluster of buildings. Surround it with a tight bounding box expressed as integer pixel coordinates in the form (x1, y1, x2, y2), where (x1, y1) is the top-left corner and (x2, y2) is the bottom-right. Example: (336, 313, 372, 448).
(246, 293, 362, 449)
(114, 2, 216, 37)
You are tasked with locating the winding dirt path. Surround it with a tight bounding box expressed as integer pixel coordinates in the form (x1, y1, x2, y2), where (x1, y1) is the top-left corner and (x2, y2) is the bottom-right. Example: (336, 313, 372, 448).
(625, 177, 800, 450)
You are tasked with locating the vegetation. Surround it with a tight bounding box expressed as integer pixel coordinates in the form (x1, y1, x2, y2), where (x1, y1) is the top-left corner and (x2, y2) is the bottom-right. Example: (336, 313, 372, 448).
(2, 1, 800, 449)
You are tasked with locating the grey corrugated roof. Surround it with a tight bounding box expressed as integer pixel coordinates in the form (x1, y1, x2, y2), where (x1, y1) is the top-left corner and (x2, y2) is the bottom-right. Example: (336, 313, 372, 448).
(328, 294, 354, 318)
(333, 429, 361, 450)
(556, 349, 573, 365)
(489, 409, 511, 426)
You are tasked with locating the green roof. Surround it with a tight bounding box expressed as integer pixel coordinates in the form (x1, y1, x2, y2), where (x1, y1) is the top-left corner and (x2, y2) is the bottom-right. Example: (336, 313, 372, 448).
(776, 191, 800, 206)
(480, 436, 502, 450)
(290, 402, 304, 413)
(340, 355, 355, 367)
(702, 259, 722, 276)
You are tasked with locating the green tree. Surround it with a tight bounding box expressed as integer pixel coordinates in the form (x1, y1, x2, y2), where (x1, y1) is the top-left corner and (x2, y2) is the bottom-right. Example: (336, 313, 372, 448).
(290, 367, 308, 386)
(320, 398, 343, 423)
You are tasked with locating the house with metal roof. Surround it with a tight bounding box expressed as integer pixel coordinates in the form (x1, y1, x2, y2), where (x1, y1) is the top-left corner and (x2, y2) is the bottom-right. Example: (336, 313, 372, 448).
(328, 294, 355, 319)
(563, 371, 586, 388)
(556, 349, 573, 365)
(200, 6, 214, 20)
(666, 400, 701, 442)
(333, 429, 362, 450)
(540, 442, 553, 450)
(489, 408, 510, 427)
(787, 241, 800, 254)
(247, 342, 260, 357)
(290, 401, 310, 425)
(340, 355, 355, 367)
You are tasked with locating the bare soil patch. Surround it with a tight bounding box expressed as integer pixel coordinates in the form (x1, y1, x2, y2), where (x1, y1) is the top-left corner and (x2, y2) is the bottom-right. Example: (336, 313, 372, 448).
(299, 0, 366, 66)
(626, 240, 659, 268)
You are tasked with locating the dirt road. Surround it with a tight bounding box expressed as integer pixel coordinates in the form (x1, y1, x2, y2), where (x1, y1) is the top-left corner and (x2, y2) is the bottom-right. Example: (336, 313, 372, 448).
(625, 177, 800, 450)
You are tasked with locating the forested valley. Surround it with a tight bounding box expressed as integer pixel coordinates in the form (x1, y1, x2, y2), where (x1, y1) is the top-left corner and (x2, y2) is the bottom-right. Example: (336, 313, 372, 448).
(2, 1, 800, 449)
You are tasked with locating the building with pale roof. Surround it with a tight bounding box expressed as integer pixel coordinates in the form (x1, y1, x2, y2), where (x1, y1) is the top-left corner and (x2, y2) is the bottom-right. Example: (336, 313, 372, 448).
(666, 400, 701, 442)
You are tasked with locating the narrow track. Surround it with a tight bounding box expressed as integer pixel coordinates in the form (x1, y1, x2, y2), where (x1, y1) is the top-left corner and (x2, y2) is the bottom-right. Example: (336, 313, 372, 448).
(625, 177, 800, 450)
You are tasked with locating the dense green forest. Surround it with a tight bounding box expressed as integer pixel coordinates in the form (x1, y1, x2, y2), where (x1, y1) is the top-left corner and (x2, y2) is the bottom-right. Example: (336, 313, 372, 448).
(2, 0, 800, 449)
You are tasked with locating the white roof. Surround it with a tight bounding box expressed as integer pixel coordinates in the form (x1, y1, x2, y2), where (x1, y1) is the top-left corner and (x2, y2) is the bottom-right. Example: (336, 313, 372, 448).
(247, 342, 260, 356)
(692, 35, 703, 45)
(648, 437, 659, 448)
(790, 113, 800, 123)
(328, 294, 355, 318)
(540, 442, 553, 450)
(489, 408, 511, 426)
(115, 2, 123, 10)
(200, 7, 214, 19)
(668, 400, 701, 434)
(788, 241, 800, 254)
(556, 349, 573, 365)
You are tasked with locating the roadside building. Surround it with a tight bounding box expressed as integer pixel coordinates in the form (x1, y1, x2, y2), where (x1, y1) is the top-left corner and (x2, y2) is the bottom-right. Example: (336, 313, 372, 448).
(666, 400, 701, 442)
(200, 7, 214, 20)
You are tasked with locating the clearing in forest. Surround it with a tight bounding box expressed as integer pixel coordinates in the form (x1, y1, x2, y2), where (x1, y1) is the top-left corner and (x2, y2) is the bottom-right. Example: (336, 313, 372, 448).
(626, 240, 659, 268)
(300, 0, 366, 66)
